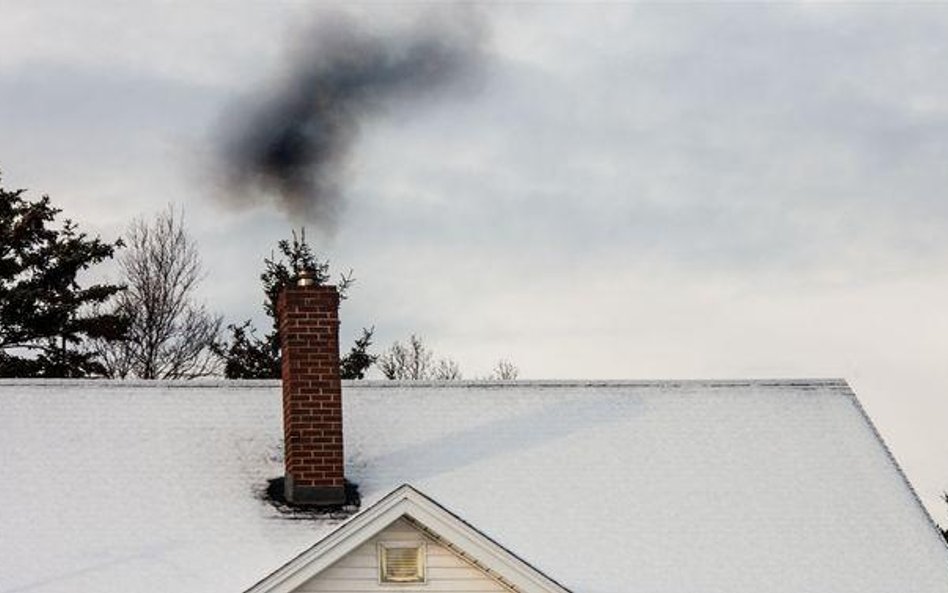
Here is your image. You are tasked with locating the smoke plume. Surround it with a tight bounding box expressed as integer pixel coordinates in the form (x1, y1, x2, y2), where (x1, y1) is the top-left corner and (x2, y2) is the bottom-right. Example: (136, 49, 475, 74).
(218, 9, 485, 224)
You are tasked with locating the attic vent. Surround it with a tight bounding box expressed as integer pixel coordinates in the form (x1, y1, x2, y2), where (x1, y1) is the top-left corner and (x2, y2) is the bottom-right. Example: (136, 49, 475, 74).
(378, 542, 426, 584)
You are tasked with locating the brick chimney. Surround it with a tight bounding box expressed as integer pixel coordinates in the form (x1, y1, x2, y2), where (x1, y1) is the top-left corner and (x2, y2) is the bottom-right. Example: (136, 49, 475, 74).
(277, 273, 345, 505)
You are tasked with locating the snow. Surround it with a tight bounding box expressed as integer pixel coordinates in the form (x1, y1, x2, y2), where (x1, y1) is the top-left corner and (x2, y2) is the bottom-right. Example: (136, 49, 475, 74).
(1, 379, 946, 593)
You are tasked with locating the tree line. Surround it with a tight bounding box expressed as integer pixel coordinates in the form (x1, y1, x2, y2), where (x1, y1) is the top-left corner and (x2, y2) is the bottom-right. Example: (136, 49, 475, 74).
(0, 173, 518, 381)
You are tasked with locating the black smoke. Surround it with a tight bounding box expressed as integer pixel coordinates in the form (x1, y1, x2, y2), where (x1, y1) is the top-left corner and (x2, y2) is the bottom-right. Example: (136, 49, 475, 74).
(218, 10, 485, 224)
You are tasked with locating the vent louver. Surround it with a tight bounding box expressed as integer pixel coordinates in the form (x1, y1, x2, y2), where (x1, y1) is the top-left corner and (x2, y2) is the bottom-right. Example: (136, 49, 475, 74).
(379, 542, 426, 583)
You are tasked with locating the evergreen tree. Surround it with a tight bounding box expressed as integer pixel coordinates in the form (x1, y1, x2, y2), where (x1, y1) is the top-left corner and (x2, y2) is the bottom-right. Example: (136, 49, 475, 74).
(218, 230, 376, 379)
(217, 321, 276, 379)
(0, 174, 126, 377)
(339, 327, 377, 380)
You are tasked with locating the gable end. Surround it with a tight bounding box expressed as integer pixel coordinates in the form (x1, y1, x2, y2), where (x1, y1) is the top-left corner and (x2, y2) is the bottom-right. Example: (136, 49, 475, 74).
(244, 485, 571, 593)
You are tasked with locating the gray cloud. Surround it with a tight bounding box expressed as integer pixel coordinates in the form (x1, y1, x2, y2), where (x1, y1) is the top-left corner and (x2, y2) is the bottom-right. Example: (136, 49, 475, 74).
(331, 4, 948, 277)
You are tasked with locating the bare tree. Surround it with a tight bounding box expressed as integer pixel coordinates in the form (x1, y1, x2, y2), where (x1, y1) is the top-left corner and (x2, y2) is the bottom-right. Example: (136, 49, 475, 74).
(95, 207, 222, 379)
(378, 335, 431, 380)
(432, 358, 462, 381)
(490, 359, 519, 380)
(942, 493, 948, 543)
(378, 334, 461, 381)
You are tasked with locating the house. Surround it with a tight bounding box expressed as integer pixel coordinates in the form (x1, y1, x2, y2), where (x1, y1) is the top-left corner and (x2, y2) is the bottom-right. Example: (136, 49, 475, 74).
(1, 281, 947, 593)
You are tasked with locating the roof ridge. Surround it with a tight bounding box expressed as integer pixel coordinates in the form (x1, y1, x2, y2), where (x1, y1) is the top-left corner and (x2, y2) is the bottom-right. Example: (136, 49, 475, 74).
(347, 378, 851, 389)
(0, 378, 852, 390)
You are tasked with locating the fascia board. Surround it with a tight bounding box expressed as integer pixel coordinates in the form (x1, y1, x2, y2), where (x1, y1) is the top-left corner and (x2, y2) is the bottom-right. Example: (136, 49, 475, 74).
(245, 485, 570, 593)
(398, 489, 571, 593)
(244, 488, 416, 593)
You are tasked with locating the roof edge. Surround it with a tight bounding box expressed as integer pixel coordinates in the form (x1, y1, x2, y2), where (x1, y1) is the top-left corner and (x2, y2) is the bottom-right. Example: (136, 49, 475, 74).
(348, 378, 852, 390)
(842, 383, 948, 556)
(0, 377, 852, 390)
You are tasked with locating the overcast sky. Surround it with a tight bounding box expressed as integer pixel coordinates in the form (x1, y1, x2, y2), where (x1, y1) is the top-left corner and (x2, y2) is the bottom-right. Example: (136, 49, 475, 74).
(3, 1, 948, 524)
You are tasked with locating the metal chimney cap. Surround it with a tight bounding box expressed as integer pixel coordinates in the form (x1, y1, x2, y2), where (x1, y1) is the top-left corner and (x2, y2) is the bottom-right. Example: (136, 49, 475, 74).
(297, 269, 316, 287)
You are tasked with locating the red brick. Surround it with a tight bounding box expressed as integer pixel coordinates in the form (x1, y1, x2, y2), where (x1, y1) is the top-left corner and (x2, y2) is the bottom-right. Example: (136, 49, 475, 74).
(278, 284, 345, 495)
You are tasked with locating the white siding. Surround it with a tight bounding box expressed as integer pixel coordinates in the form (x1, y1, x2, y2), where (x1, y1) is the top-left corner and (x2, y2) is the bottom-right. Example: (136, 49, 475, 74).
(295, 518, 509, 593)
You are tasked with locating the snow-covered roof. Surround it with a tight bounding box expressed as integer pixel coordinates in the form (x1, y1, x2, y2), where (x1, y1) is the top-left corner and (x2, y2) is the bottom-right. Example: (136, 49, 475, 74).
(1, 379, 946, 593)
